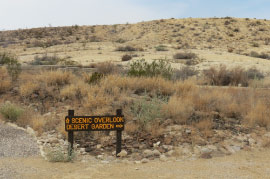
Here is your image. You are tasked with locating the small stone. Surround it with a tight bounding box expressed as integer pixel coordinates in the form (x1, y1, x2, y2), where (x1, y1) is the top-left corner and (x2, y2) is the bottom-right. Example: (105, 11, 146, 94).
(143, 149, 154, 158)
(185, 129, 191, 134)
(141, 158, 149, 163)
(153, 149, 161, 156)
(134, 161, 141, 164)
(159, 155, 167, 162)
(85, 148, 91, 152)
(80, 148, 86, 153)
(96, 144, 102, 149)
(166, 150, 174, 157)
(97, 155, 104, 160)
(117, 150, 128, 157)
(101, 161, 109, 164)
(48, 138, 59, 144)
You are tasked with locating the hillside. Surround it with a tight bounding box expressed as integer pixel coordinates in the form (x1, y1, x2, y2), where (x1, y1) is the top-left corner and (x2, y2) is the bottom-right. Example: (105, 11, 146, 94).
(0, 17, 270, 73)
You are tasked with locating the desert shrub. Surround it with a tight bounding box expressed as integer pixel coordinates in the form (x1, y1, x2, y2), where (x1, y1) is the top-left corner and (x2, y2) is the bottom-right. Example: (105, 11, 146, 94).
(173, 66, 198, 80)
(251, 42, 259, 47)
(173, 52, 197, 59)
(116, 45, 137, 52)
(0, 67, 12, 93)
(115, 38, 126, 43)
(130, 97, 166, 130)
(122, 54, 132, 61)
(42, 70, 73, 86)
(96, 61, 119, 75)
(0, 52, 21, 81)
(203, 65, 249, 86)
(31, 54, 77, 66)
(0, 102, 24, 122)
(163, 95, 194, 124)
(19, 81, 40, 97)
(128, 59, 173, 79)
(45, 147, 75, 162)
(250, 51, 270, 60)
(155, 45, 168, 51)
(246, 68, 264, 80)
(84, 72, 104, 84)
(245, 101, 270, 128)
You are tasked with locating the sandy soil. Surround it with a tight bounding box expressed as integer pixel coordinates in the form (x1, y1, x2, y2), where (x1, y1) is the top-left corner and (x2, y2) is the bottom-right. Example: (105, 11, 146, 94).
(1, 149, 270, 179)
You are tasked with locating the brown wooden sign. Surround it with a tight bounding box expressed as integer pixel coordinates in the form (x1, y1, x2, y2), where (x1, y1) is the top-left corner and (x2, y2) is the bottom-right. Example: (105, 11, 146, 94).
(65, 115, 125, 131)
(65, 109, 124, 157)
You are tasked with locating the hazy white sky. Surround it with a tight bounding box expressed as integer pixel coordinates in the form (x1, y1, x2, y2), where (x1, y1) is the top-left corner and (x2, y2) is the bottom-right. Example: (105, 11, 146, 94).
(0, 0, 269, 30)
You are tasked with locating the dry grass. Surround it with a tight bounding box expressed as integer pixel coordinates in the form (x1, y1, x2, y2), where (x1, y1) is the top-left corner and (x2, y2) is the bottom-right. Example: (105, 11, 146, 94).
(0, 67, 12, 93)
(245, 101, 270, 128)
(1, 69, 270, 137)
(41, 70, 74, 86)
(19, 81, 40, 97)
(163, 95, 194, 124)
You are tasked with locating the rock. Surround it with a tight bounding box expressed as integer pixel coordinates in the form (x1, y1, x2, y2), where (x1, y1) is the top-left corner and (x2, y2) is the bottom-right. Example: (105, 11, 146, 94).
(164, 136, 172, 145)
(48, 138, 59, 144)
(96, 144, 102, 149)
(134, 161, 141, 164)
(141, 158, 149, 163)
(85, 148, 91, 152)
(143, 149, 154, 158)
(248, 138, 255, 145)
(26, 127, 36, 137)
(153, 141, 161, 148)
(97, 155, 104, 160)
(159, 155, 167, 162)
(43, 112, 51, 117)
(185, 129, 191, 134)
(201, 147, 212, 154)
(80, 148, 86, 153)
(200, 152, 212, 159)
(153, 149, 161, 157)
(117, 150, 128, 157)
(166, 150, 174, 157)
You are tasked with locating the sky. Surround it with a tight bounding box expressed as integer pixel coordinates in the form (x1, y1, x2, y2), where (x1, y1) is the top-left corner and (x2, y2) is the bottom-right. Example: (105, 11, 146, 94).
(0, 0, 270, 30)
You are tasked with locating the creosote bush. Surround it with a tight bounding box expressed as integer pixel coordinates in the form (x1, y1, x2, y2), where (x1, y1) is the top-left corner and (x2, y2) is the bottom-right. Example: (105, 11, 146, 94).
(0, 52, 21, 81)
(128, 59, 173, 79)
(0, 102, 24, 122)
(173, 52, 197, 59)
(203, 65, 263, 86)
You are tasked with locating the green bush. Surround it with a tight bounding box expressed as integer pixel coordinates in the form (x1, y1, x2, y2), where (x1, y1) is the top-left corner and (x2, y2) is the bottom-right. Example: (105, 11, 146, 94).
(0, 52, 21, 81)
(0, 102, 24, 122)
(86, 72, 104, 84)
(128, 59, 173, 79)
(45, 147, 75, 162)
(130, 97, 166, 130)
(155, 45, 168, 51)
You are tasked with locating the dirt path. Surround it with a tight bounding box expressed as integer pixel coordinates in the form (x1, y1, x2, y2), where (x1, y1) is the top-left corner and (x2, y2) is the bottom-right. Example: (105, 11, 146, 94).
(1, 149, 270, 179)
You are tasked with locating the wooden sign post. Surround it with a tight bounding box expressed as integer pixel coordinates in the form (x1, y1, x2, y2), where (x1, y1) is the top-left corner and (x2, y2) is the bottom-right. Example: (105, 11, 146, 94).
(65, 109, 125, 157)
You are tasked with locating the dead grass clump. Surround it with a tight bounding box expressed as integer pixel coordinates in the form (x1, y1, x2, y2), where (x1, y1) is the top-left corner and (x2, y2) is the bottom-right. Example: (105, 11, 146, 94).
(194, 119, 213, 137)
(0, 67, 11, 93)
(41, 70, 74, 86)
(173, 52, 197, 59)
(60, 81, 89, 100)
(245, 101, 270, 128)
(203, 65, 249, 86)
(163, 95, 194, 124)
(19, 81, 40, 97)
(116, 45, 137, 52)
(173, 66, 198, 81)
(96, 61, 119, 75)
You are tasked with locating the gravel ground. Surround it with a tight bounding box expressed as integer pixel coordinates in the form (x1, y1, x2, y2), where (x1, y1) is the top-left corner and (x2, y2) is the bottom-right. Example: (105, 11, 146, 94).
(0, 122, 40, 179)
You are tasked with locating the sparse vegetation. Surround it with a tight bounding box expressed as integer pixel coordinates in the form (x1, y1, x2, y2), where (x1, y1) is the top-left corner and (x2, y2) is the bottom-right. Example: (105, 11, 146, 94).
(173, 52, 197, 60)
(0, 52, 21, 81)
(0, 102, 24, 122)
(128, 59, 173, 79)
